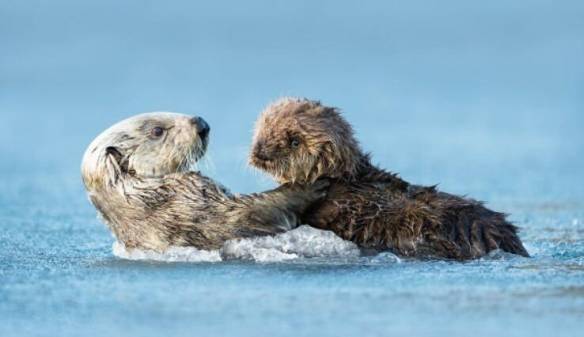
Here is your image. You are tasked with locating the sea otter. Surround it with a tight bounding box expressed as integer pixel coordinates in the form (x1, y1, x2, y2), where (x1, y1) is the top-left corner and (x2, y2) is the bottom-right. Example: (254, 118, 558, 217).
(81, 112, 328, 252)
(249, 98, 529, 260)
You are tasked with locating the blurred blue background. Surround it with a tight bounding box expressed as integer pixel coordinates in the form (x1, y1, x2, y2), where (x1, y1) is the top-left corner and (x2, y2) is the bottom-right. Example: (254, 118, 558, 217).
(1, 1, 583, 337)
(1, 0, 582, 196)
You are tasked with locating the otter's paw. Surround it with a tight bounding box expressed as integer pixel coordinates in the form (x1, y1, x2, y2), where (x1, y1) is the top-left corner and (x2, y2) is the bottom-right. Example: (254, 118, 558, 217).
(273, 179, 329, 203)
(308, 179, 331, 199)
(291, 179, 330, 203)
(270, 179, 329, 214)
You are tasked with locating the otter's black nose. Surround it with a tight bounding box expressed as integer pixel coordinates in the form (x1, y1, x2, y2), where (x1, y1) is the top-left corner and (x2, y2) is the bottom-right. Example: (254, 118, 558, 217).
(253, 143, 271, 161)
(191, 116, 210, 138)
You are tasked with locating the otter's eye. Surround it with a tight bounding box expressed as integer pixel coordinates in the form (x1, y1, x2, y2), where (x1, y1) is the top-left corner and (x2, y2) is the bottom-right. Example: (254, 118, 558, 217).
(151, 127, 164, 138)
(290, 137, 300, 148)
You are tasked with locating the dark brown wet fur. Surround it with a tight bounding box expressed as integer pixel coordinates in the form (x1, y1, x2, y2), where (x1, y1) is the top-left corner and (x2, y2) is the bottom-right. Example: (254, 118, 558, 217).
(250, 98, 529, 260)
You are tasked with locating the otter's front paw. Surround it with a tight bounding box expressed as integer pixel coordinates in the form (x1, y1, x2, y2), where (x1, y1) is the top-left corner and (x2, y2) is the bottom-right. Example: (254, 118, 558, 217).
(283, 179, 330, 212)
(303, 179, 330, 201)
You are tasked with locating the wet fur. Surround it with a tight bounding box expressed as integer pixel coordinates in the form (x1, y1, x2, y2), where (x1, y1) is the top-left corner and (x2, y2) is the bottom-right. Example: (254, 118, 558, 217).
(250, 98, 529, 260)
(82, 112, 326, 252)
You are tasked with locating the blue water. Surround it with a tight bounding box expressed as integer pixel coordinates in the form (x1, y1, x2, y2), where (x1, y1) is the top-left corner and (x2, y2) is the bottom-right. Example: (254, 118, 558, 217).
(1, 1, 583, 336)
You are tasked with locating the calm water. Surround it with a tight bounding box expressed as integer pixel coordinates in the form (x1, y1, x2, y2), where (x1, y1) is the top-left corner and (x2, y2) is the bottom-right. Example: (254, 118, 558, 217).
(1, 1, 583, 336)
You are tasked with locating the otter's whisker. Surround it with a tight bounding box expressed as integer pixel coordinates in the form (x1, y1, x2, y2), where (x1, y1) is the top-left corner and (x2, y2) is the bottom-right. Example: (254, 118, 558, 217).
(199, 154, 216, 175)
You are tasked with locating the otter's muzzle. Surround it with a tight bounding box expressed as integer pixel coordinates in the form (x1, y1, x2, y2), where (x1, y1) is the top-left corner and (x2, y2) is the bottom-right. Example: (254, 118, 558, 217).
(252, 142, 274, 162)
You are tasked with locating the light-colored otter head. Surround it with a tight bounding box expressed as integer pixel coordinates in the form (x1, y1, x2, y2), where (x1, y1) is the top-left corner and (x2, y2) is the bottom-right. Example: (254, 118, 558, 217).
(82, 112, 210, 190)
(249, 97, 362, 184)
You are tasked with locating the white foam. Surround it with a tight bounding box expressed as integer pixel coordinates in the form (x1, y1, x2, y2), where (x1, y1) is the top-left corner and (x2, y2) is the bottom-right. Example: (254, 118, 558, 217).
(113, 225, 360, 263)
(368, 252, 402, 264)
(222, 225, 360, 262)
(113, 242, 222, 262)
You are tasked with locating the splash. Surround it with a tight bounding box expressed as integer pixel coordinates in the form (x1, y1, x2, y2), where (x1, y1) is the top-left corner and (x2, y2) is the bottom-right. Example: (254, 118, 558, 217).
(222, 225, 360, 262)
(113, 225, 360, 263)
(112, 242, 222, 262)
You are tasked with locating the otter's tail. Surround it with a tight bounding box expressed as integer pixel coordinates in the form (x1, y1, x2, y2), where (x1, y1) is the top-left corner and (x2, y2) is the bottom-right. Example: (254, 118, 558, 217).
(496, 220, 530, 257)
(448, 205, 530, 259)
(475, 210, 530, 258)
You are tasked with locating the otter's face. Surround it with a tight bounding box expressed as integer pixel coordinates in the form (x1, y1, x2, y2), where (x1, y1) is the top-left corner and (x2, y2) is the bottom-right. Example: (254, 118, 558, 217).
(249, 98, 361, 184)
(82, 112, 210, 188)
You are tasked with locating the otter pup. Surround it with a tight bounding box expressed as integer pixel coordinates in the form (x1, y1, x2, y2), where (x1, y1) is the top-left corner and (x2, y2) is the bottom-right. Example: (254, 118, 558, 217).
(81, 112, 327, 252)
(249, 98, 529, 260)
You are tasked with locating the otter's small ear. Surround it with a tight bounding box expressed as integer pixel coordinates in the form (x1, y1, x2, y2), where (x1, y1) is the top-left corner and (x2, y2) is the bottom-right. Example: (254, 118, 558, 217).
(105, 146, 123, 163)
(105, 146, 131, 176)
(102, 146, 125, 185)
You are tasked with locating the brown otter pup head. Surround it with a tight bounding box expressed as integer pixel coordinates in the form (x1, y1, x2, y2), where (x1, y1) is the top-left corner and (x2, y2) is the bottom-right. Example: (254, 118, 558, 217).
(82, 112, 210, 190)
(249, 97, 362, 184)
